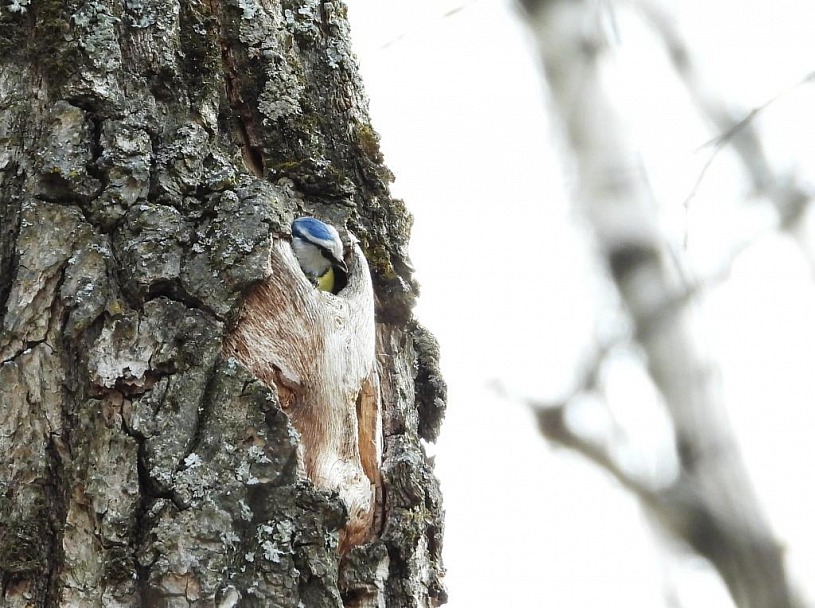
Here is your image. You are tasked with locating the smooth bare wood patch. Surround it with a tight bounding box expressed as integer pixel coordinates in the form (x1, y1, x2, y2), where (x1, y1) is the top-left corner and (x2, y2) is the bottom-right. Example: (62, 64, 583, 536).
(224, 236, 381, 552)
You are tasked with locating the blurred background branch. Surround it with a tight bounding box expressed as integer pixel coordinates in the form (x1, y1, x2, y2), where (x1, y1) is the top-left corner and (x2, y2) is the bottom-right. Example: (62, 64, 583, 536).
(346, 0, 815, 605)
(520, 1, 804, 606)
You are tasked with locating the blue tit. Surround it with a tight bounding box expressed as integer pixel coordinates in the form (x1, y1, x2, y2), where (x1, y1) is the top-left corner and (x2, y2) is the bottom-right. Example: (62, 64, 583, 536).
(291, 216, 348, 293)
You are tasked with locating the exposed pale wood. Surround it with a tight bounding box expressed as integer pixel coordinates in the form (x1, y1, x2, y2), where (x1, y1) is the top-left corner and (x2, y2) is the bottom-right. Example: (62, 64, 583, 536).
(224, 237, 381, 552)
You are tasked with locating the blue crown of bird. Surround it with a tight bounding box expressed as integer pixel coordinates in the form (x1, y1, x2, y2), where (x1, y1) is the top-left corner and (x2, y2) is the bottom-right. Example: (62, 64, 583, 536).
(291, 217, 349, 293)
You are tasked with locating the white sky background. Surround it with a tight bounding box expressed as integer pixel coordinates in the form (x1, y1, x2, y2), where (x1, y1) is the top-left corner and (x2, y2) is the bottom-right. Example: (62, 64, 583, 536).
(344, 1, 815, 606)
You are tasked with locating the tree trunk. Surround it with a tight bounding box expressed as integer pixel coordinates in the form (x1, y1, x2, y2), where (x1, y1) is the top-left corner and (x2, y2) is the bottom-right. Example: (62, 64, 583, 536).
(0, 1, 446, 606)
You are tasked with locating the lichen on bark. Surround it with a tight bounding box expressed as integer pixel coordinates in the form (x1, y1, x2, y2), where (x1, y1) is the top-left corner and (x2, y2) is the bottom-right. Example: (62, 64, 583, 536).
(0, 0, 445, 606)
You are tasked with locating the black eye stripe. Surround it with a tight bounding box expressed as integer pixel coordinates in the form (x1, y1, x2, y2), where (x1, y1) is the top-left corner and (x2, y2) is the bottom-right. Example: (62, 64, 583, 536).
(315, 243, 343, 266)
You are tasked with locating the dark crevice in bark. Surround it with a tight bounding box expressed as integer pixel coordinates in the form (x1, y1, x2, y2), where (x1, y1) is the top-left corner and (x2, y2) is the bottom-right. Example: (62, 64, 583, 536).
(132, 443, 155, 602)
(145, 280, 221, 321)
(340, 588, 365, 606)
(0, 167, 24, 324)
(236, 115, 264, 177)
(375, 479, 389, 539)
(33, 180, 82, 205)
(0, 339, 49, 365)
(212, 0, 265, 179)
(143, 127, 162, 205)
(84, 114, 110, 191)
(130, 420, 190, 599)
(43, 435, 69, 608)
(126, 391, 186, 503)
(30, 259, 75, 604)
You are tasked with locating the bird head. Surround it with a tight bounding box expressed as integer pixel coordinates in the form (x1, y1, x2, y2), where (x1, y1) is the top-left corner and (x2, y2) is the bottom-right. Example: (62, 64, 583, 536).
(291, 217, 348, 291)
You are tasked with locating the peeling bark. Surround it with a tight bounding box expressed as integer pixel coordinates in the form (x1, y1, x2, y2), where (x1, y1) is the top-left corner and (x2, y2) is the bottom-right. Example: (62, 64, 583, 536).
(0, 1, 445, 606)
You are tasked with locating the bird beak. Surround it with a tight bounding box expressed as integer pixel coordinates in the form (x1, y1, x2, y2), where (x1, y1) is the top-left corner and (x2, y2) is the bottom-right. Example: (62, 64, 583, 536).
(336, 259, 349, 274)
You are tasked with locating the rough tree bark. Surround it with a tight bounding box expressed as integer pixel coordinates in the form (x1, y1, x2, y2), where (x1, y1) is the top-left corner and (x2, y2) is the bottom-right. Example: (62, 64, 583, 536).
(0, 1, 446, 607)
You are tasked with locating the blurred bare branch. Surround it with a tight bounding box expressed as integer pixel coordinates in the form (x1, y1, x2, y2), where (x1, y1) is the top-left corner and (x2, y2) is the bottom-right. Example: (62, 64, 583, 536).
(637, 0, 813, 232)
(519, 1, 799, 607)
(536, 404, 653, 496)
(379, 1, 482, 49)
